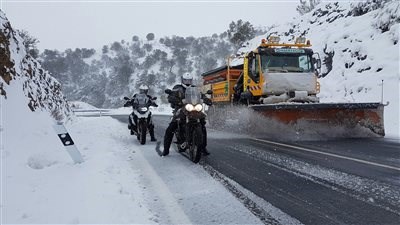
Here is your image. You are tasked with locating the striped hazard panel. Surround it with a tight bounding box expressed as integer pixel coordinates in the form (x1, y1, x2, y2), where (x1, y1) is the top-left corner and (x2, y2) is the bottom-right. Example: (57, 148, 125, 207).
(248, 85, 261, 91)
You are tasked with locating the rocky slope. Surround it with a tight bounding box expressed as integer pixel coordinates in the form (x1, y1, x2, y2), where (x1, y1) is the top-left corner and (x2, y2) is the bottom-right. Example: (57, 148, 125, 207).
(0, 10, 71, 121)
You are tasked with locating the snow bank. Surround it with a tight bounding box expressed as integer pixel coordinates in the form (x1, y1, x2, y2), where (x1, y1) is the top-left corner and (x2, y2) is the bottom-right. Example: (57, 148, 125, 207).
(2, 104, 154, 223)
(69, 101, 98, 110)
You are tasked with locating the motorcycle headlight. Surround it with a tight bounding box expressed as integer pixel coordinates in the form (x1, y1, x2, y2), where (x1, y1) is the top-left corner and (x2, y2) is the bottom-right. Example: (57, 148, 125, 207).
(140, 107, 148, 112)
(185, 104, 194, 112)
(194, 104, 203, 112)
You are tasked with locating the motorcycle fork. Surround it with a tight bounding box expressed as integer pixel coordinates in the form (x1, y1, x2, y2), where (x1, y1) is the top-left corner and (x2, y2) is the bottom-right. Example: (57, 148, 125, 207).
(184, 118, 199, 148)
(138, 118, 146, 134)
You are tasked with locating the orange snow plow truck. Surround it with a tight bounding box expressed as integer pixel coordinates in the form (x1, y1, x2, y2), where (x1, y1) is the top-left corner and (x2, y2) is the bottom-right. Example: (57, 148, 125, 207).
(201, 37, 385, 137)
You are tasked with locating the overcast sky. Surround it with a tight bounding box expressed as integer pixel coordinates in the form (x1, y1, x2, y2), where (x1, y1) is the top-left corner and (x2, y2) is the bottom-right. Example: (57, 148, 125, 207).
(1, 0, 299, 51)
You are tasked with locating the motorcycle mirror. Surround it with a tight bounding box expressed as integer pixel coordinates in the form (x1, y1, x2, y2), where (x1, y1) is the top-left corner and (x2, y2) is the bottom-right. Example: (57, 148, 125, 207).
(165, 89, 172, 94)
(152, 97, 157, 100)
(206, 90, 213, 95)
(123, 97, 130, 100)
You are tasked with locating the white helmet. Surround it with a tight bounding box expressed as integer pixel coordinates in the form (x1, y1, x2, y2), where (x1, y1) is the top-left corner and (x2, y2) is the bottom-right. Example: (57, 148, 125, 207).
(181, 72, 193, 88)
(139, 84, 149, 94)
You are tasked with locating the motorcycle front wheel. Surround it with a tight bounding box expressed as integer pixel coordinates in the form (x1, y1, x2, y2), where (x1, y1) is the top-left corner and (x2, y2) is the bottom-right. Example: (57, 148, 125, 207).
(139, 120, 147, 145)
(189, 125, 203, 163)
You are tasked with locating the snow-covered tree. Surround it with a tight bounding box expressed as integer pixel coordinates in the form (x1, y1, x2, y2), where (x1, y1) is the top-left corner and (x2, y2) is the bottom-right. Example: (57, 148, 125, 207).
(146, 33, 155, 41)
(227, 20, 256, 49)
(18, 29, 40, 58)
(296, 0, 321, 15)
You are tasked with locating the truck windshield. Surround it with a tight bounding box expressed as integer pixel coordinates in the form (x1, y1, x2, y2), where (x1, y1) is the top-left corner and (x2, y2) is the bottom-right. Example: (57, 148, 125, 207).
(260, 53, 313, 73)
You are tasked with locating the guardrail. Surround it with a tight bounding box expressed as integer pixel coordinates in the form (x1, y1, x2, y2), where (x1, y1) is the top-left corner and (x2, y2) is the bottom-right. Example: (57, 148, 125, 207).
(72, 107, 172, 117)
(72, 109, 111, 117)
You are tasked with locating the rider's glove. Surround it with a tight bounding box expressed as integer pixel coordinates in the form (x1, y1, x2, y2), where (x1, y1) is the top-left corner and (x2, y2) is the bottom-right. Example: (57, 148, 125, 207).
(203, 98, 212, 106)
(124, 101, 132, 107)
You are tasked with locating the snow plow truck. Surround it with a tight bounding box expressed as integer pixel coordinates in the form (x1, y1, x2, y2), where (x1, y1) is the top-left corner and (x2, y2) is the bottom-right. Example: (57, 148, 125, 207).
(201, 37, 385, 137)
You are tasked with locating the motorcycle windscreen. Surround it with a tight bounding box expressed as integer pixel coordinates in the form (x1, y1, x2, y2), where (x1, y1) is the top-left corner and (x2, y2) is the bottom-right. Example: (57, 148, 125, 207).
(135, 94, 149, 106)
(185, 87, 202, 105)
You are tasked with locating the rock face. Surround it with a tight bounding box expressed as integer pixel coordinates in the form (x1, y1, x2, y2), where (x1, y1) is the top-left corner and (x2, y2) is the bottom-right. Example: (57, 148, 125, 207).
(0, 10, 71, 121)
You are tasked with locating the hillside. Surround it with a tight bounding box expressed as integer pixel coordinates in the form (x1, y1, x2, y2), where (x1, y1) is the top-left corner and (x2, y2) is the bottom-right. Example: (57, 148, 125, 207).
(39, 34, 235, 108)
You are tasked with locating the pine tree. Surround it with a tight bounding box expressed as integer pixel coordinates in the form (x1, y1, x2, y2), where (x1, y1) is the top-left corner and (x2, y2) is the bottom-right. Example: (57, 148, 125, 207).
(146, 33, 155, 41)
(227, 20, 256, 49)
(18, 29, 40, 58)
(296, 0, 321, 15)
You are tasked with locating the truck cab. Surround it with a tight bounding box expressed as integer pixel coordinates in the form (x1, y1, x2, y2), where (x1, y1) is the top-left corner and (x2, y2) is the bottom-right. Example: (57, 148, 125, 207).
(241, 37, 321, 104)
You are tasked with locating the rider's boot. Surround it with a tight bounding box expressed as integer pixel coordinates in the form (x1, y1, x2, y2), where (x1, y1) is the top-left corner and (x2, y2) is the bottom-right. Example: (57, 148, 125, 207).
(202, 148, 210, 156)
(163, 125, 175, 156)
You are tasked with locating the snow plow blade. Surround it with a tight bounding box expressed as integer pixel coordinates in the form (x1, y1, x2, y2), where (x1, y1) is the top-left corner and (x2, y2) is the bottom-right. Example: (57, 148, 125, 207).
(250, 103, 385, 137)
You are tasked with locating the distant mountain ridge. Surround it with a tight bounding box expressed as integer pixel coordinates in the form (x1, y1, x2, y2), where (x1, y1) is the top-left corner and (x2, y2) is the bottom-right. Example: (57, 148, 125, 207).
(39, 33, 236, 108)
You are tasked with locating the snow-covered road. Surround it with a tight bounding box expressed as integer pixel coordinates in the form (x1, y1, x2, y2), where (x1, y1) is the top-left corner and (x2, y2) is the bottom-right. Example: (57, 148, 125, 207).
(2, 115, 263, 224)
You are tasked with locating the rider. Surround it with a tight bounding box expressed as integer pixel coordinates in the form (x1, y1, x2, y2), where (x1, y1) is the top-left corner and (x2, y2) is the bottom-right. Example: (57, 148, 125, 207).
(124, 84, 158, 141)
(162, 72, 211, 156)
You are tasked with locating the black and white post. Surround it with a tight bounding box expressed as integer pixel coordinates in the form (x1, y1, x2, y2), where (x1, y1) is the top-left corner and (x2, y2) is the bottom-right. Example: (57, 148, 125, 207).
(53, 122, 84, 164)
(381, 79, 384, 104)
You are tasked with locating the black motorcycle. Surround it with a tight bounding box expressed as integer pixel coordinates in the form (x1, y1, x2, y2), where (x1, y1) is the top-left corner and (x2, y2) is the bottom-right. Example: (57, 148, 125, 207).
(123, 94, 157, 145)
(165, 86, 212, 163)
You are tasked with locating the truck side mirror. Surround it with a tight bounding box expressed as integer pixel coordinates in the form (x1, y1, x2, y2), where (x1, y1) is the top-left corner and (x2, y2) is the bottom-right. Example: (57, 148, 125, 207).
(312, 52, 322, 69)
(165, 89, 172, 94)
(316, 59, 321, 69)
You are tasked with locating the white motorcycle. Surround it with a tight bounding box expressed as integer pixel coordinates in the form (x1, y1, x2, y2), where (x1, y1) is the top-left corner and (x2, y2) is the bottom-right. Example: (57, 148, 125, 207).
(124, 94, 157, 145)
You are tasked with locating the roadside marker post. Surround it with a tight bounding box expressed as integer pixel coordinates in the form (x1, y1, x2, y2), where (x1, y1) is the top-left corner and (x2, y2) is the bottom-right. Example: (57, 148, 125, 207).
(53, 122, 84, 164)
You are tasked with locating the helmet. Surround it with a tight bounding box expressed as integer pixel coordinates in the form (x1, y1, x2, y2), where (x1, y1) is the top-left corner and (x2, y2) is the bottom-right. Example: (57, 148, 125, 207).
(181, 72, 193, 88)
(139, 84, 149, 94)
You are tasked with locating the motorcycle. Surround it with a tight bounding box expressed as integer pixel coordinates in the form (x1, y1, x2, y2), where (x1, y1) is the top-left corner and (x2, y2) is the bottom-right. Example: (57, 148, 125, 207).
(164, 86, 212, 163)
(123, 94, 157, 145)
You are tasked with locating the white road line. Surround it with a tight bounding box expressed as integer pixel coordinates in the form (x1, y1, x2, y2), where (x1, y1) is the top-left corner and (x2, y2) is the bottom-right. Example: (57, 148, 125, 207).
(251, 138, 400, 172)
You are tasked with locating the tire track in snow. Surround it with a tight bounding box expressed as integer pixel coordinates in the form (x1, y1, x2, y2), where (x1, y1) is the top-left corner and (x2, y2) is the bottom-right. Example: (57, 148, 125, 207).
(129, 146, 192, 224)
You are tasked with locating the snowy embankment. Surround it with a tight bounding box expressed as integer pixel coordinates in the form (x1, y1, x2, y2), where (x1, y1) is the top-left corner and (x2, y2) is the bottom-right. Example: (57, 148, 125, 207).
(2, 105, 263, 223)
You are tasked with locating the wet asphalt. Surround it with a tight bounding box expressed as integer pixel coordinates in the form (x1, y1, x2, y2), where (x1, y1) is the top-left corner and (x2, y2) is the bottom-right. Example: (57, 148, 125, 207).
(112, 114, 400, 225)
